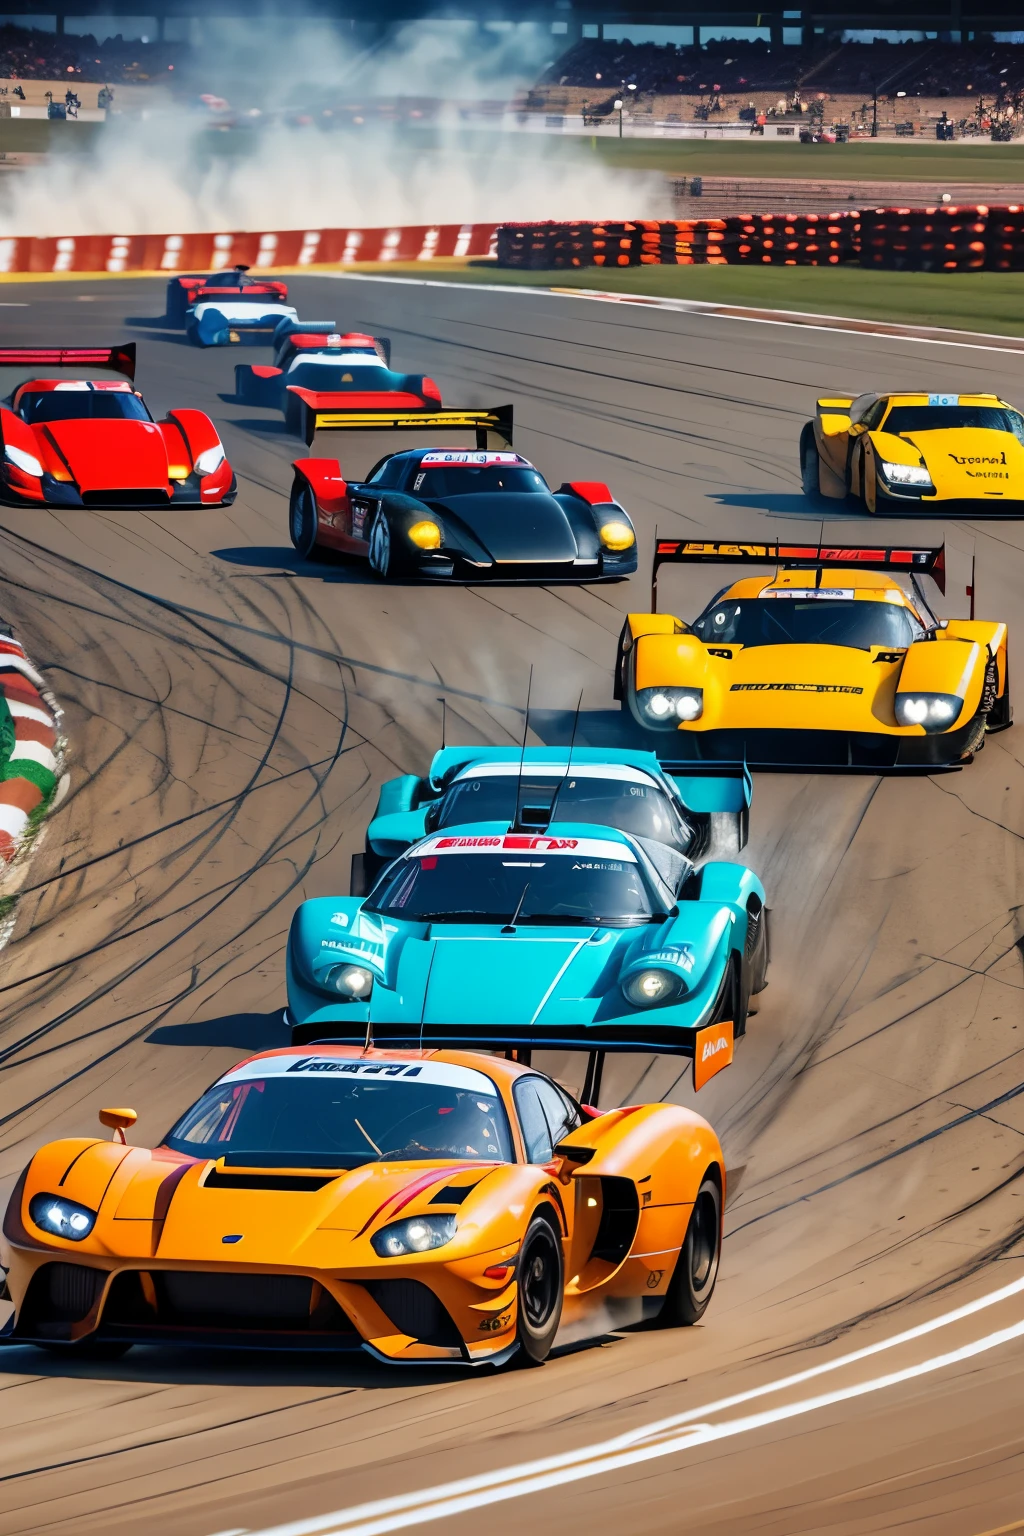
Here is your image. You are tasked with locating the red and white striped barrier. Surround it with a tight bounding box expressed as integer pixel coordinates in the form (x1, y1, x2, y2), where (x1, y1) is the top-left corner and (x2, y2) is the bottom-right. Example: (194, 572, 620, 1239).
(0, 223, 499, 275)
(0, 634, 59, 867)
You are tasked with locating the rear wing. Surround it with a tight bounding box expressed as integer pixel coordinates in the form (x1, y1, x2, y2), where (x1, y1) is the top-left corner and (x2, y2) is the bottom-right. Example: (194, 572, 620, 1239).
(306, 1019, 712, 1065)
(297, 402, 513, 449)
(650, 538, 946, 610)
(0, 344, 136, 381)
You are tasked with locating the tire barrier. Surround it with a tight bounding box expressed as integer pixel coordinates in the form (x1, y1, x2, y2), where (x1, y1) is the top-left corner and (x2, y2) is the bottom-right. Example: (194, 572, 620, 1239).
(0, 223, 498, 275)
(496, 208, 1024, 271)
(0, 629, 61, 868)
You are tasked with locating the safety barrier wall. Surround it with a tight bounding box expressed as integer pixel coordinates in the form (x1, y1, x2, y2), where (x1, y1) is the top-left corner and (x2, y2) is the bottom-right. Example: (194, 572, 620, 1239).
(0, 222, 498, 274)
(0, 632, 60, 868)
(497, 208, 1024, 272)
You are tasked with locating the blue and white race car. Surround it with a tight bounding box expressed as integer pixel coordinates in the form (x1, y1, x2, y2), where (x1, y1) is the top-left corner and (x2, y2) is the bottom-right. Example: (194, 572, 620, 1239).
(285, 821, 768, 1055)
(351, 746, 752, 895)
(184, 288, 298, 347)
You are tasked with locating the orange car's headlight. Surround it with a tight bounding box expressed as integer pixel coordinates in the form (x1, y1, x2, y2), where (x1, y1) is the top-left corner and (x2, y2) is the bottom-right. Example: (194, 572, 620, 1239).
(29, 1193, 96, 1240)
(372, 1214, 457, 1257)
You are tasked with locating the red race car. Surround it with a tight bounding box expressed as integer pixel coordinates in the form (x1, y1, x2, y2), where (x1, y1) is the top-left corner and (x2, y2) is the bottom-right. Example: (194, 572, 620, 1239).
(165, 264, 288, 327)
(0, 345, 237, 509)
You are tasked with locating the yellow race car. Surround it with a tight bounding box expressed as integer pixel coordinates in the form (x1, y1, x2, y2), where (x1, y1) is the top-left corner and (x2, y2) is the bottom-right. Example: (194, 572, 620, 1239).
(616, 540, 1011, 769)
(1, 1045, 727, 1368)
(800, 391, 1024, 513)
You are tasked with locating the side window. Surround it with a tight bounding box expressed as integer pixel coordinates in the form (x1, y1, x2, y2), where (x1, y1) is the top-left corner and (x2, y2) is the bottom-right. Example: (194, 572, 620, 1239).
(513, 1078, 555, 1164)
(539, 1082, 582, 1145)
(862, 399, 888, 431)
(365, 456, 403, 488)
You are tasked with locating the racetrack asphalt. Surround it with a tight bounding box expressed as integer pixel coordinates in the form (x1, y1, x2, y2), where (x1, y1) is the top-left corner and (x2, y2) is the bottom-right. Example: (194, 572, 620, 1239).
(0, 274, 1023, 1536)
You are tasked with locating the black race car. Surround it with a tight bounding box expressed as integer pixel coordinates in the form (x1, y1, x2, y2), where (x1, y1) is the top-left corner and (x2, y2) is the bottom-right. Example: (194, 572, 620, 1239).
(288, 412, 637, 582)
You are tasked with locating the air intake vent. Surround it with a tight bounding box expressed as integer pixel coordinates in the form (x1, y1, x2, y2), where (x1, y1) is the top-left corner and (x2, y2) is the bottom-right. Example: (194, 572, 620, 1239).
(363, 1279, 463, 1349)
(204, 1169, 335, 1192)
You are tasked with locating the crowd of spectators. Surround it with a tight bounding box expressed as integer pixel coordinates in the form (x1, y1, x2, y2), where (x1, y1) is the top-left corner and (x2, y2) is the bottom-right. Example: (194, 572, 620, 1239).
(542, 36, 1024, 103)
(0, 23, 188, 81)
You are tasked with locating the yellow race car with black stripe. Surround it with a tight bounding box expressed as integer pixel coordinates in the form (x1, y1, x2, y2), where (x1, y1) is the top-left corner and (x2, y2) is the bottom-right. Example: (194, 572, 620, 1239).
(800, 392, 1024, 513)
(616, 541, 1011, 770)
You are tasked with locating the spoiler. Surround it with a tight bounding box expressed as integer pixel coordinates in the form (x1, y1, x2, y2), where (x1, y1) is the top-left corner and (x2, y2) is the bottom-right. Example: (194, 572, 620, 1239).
(299, 402, 513, 449)
(0, 344, 136, 381)
(307, 1020, 706, 1060)
(650, 538, 946, 610)
(272, 319, 338, 344)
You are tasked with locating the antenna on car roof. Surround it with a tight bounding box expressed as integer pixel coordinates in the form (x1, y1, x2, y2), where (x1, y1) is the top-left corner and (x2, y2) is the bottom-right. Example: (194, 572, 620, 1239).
(362, 1017, 373, 1055)
(545, 688, 583, 830)
(511, 664, 534, 833)
(437, 696, 446, 751)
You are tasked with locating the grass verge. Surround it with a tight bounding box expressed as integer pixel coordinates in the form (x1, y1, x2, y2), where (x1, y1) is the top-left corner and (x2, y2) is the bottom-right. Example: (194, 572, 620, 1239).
(577, 136, 1024, 182)
(350, 260, 1024, 338)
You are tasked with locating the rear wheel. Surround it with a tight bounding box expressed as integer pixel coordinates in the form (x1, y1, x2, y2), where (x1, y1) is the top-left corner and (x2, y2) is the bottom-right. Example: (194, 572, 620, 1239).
(800, 425, 825, 505)
(289, 482, 322, 561)
(659, 1176, 722, 1327)
(515, 1214, 563, 1366)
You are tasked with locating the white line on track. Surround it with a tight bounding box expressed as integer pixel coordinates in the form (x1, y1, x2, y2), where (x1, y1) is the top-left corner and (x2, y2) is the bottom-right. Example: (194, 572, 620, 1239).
(227, 1268, 1024, 1536)
(330, 271, 1024, 354)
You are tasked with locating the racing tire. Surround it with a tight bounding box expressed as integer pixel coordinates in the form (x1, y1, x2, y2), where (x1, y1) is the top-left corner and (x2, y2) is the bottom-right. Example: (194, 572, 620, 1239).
(800, 425, 825, 505)
(986, 657, 1013, 733)
(658, 1175, 722, 1327)
(368, 508, 398, 580)
(744, 897, 769, 1011)
(614, 622, 631, 709)
(514, 1214, 563, 1366)
(289, 482, 323, 561)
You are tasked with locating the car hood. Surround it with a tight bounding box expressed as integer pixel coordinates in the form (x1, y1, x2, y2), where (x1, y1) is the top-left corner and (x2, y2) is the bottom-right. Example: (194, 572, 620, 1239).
(56, 1141, 500, 1265)
(427, 492, 579, 563)
(35, 418, 170, 492)
(896, 428, 1024, 495)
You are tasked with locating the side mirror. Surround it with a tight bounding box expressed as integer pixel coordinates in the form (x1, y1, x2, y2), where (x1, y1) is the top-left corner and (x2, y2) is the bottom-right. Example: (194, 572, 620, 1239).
(549, 1142, 595, 1185)
(99, 1107, 137, 1144)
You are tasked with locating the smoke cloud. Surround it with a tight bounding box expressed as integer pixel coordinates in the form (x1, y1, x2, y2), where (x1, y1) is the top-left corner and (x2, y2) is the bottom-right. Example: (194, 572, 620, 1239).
(0, 19, 667, 237)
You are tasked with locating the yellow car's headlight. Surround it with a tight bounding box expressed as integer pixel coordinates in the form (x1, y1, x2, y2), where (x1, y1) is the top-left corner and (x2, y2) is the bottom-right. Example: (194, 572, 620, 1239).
(599, 520, 635, 551)
(408, 520, 442, 550)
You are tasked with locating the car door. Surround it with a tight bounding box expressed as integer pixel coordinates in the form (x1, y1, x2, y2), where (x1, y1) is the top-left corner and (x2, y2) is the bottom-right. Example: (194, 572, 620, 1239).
(348, 456, 404, 551)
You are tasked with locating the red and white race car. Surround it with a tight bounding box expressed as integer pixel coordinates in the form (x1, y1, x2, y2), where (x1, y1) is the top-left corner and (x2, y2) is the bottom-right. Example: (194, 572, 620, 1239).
(0, 345, 236, 509)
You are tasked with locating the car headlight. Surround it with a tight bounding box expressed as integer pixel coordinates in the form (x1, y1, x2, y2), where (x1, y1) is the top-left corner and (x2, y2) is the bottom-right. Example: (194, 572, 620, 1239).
(894, 692, 963, 732)
(4, 443, 43, 478)
(622, 969, 685, 1008)
(880, 461, 933, 487)
(194, 443, 226, 476)
(323, 963, 375, 999)
(407, 519, 442, 550)
(599, 520, 635, 551)
(371, 1213, 457, 1257)
(29, 1193, 96, 1241)
(636, 686, 704, 727)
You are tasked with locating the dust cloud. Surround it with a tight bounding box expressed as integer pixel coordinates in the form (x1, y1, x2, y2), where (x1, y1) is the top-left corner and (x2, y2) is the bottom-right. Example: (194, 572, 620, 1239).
(0, 18, 666, 237)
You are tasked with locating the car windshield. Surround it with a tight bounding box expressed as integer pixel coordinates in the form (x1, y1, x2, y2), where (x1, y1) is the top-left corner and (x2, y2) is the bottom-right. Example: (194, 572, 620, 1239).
(410, 466, 548, 497)
(286, 363, 391, 389)
(692, 597, 922, 650)
(883, 405, 1024, 440)
(366, 845, 668, 926)
(435, 773, 691, 851)
(164, 1074, 513, 1166)
(18, 390, 152, 424)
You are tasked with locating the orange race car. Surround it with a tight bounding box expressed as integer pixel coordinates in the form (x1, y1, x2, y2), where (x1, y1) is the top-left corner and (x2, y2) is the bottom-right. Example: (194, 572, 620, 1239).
(0, 1046, 726, 1368)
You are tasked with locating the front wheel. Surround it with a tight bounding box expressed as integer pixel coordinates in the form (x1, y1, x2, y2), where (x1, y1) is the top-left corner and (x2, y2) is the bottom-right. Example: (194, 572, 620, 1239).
(368, 509, 396, 579)
(514, 1215, 563, 1366)
(986, 656, 1013, 733)
(289, 481, 322, 561)
(658, 1175, 722, 1327)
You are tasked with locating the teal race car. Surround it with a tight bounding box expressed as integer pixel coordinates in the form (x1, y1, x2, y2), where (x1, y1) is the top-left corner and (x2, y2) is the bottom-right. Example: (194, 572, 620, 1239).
(350, 747, 753, 896)
(285, 821, 768, 1055)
